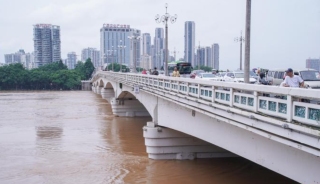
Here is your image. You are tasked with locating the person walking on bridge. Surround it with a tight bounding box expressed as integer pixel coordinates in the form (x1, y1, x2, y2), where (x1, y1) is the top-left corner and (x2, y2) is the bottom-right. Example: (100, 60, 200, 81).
(172, 67, 180, 77)
(282, 68, 304, 88)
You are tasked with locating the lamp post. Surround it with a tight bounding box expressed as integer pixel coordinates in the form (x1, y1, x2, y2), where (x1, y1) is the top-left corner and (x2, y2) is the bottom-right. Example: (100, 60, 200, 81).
(128, 36, 141, 73)
(107, 46, 116, 71)
(234, 31, 245, 70)
(244, 0, 251, 83)
(118, 40, 126, 72)
(155, 3, 177, 76)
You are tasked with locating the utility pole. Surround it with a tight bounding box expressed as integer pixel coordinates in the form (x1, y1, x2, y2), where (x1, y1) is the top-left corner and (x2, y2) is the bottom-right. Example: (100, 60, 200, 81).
(234, 31, 245, 70)
(244, 0, 251, 83)
(155, 3, 177, 76)
(118, 40, 126, 72)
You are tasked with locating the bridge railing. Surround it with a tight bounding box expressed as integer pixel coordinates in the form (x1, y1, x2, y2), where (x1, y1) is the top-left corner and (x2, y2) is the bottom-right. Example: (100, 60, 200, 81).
(94, 71, 320, 128)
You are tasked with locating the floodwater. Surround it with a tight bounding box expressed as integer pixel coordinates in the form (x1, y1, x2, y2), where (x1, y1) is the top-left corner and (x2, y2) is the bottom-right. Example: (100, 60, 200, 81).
(0, 91, 297, 184)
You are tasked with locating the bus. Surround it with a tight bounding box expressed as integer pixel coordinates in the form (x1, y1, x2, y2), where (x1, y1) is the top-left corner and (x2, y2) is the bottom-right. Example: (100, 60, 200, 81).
(168, 61, 192, 75)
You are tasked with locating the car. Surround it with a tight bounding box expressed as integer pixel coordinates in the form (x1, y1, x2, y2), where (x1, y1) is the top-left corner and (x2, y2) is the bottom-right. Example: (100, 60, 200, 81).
(195, 73, 218, 80)
(190, 70, 205, 79)
(223, 71, 257, 84)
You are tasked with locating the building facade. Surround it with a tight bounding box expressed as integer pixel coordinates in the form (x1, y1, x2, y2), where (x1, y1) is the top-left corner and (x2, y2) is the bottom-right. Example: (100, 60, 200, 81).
(81, 48, 100, 68)
(33, 24, 61, 67)
(154, 28, 164, 69)
(212, 43, 220, 70)
(205, 46, 212, 67)
(142, 33, 151, 55)
(100, 24, 140, 69)
(306, 58, 320, 71)
(140, 55, 153, 70)
(196, 47, 206, 67)
(184, 21, 195, 66)
(66, 52, 77, 69)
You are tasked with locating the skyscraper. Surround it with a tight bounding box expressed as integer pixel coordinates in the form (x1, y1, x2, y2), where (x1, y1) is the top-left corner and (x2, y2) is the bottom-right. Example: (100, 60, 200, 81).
(205, 46, 212, 67)
(81, 48, 100, 68)
(212, 44, 220, 70)
(100, 24, 140, 68)
(154, 28, 164, 69)
(196, 47, 206, 67)
(142, 33, 151, 55)
(67, 52, 77, 69)
(306, 58, 320, 71)
(33, 24, 61, 67)
(184, 21, 195, 66)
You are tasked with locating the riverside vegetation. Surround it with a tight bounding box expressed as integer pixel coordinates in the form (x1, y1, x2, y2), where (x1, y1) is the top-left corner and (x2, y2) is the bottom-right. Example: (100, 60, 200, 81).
(0, 58, 94, 90)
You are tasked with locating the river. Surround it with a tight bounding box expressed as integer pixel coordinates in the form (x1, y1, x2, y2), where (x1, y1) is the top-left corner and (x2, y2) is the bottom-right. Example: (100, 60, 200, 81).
(0, 91, 297, 184)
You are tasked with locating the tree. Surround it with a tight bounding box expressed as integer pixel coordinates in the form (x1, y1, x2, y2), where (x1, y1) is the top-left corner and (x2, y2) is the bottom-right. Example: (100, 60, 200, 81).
(106, 63, 127, 72)
(83, 58, 95, 80)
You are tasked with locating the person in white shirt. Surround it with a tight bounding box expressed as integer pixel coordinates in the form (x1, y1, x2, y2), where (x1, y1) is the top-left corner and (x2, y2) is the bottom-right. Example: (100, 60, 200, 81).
(282, 68, 304, 88)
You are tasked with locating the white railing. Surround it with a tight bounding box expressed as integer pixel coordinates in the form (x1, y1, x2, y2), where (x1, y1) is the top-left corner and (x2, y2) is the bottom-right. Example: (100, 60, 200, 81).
(93, 71, 320, 128)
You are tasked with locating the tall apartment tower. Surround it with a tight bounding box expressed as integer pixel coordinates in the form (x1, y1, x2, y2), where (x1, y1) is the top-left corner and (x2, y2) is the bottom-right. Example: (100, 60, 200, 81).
(306, 58, 320, 71)
(33, 24, 61, 67)
(154, 28, 164, 69)
(184, 21, 195, 66)
(205, 46, 212, 67)
(100, 24, 140, 68)
(142, 33, 151, 55)
(67, 52, 77, 69)
(212, 43, 220, 70)
(81, 48, 100, 68)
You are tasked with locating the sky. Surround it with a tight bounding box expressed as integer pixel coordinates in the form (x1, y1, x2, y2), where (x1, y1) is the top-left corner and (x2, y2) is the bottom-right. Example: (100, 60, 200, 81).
(0, 0, 319, 70)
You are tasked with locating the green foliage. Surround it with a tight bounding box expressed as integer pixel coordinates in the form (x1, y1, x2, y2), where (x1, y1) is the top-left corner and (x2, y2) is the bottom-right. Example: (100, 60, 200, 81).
(0, 59, 94, 90)
(106, 63, 128, 72)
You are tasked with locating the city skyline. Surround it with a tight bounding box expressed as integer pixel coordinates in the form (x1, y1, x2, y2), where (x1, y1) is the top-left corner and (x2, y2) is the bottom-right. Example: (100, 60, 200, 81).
(0, 0, 319, 70)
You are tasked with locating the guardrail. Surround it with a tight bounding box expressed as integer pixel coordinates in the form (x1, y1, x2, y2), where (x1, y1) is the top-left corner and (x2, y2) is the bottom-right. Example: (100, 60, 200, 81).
(93, 71, 320, 128)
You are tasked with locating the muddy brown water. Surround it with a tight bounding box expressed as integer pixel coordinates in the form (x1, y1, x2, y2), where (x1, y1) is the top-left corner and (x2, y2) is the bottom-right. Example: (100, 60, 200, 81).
(0, 91, 297, 184)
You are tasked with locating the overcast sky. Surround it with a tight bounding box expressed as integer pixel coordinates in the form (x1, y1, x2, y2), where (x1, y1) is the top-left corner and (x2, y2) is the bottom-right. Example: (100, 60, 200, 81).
(0, 0, 319, 70)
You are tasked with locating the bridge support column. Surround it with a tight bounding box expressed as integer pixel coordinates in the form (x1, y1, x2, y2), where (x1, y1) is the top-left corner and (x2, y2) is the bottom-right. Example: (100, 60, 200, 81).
(143, 123, 237, 160)
(92, 86, 96, 93)
(95, 86, 102, 95)
(110, 98, 149, 117)
(100, 88, 115, 101)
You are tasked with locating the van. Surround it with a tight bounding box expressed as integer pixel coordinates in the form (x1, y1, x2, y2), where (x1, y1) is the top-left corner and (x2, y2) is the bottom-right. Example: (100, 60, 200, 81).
(269, 68, 320, 89)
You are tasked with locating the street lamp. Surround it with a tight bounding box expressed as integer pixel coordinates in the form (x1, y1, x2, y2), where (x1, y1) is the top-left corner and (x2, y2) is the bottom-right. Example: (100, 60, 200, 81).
(118, 40, 126, 72)
(234, 31, 245, 70)
(244, 0, 251, 83)
(128, 36, 141, 73)
(107, 46, 116, 71)
(155, 3, 177, 76)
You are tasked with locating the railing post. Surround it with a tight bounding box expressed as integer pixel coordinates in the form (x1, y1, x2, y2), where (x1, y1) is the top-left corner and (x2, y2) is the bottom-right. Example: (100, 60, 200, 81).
(187, 82, 190, 96)
(287, 95, 293, 122)
(253, 91, 258, 112)
(197, 84, 201, 99)
(230, 88, 234, 107)
(169, 80, 172, 92)
(212, 86, 216, 103)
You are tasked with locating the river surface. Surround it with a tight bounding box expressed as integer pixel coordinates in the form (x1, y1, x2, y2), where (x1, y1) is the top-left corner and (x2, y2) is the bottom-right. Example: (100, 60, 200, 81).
(0, 91, 297, 184)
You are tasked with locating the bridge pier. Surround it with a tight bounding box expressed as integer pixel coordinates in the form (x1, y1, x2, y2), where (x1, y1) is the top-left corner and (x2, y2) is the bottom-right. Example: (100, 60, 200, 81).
(143, 122, 237, 160)
(110, 98, 149, 117)
(91, 86, 96, 93)
(100, 88, 115, 102)
(95, 86, 102, 95)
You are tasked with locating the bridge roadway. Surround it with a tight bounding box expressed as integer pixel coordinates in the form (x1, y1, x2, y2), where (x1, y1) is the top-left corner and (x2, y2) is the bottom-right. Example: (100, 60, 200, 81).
(90, 71, 320, 183)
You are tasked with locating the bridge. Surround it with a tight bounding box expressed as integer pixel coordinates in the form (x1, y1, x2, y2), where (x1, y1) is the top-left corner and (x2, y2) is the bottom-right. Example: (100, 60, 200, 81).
(90, 71, 320, 183)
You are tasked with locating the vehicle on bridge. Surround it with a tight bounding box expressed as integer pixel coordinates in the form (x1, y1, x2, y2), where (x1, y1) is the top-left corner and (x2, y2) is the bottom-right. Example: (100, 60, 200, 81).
(190, 70, 205, 79)
(224, 71, 257, 84)
(195, 73, 218, 80)
(269, 68, 320, 89)
(168, 61, 192, 76)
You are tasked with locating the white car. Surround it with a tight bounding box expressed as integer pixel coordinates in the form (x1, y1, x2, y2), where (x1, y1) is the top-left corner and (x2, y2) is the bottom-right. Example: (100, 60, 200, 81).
(195, 73, 218, 80)
(224, 72, 257, 84)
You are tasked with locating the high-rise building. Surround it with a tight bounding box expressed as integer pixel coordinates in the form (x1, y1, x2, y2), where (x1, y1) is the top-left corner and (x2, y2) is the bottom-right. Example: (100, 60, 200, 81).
(100, 24, 140, 68)
(306, 58, 320, 71)
(154, 28, 164, 69)
(81, 48, 100, 68)
(196, 47, 206, 67)
(205, 46, 212, 67)
(66, 52, 77, 69)
(212, 44, 220, 70)
(33, 24, 61, 67)
(142, 33, 151, 55)
(184, 21, 195, 66)
(140, 55, 153, 70)
(4, 49, 25, 64)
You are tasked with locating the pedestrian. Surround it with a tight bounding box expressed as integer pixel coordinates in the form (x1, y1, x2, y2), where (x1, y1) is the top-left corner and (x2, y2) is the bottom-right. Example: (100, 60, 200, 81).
(152, 67, 159, 75)
(282, 68, 304, 88)
(141, 69, 147, 74)
(172, 67, 180, 77)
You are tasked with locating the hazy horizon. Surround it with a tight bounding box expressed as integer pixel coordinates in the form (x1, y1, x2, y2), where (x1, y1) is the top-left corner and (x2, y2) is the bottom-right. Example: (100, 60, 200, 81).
(0, 0, 319, 70)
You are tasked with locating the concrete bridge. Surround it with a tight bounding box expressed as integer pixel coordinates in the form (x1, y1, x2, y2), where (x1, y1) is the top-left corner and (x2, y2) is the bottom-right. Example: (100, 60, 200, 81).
(90, 71, 320, 183)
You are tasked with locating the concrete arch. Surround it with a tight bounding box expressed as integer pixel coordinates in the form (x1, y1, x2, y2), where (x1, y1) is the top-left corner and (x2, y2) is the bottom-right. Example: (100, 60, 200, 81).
(98, 79, 104, 87)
